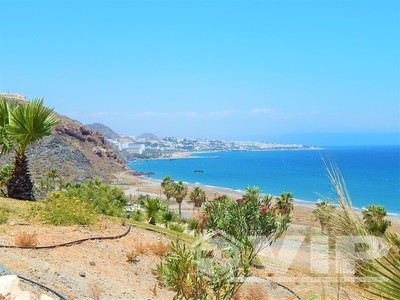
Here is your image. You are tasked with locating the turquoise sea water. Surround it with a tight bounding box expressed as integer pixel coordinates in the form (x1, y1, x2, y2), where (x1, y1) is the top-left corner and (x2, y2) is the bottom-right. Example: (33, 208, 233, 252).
(129, 146, 400, 215)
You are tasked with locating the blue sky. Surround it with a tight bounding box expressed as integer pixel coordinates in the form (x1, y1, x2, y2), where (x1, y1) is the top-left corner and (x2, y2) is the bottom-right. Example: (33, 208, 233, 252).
(0, 0, 399, 146)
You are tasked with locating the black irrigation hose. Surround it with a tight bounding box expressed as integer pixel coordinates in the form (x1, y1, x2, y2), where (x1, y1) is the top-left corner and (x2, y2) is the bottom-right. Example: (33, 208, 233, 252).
(0, 226, 131, 249)
(17, 275, 68, 300)
(0, 226, 132, 299)
(271, 281, 302, 300)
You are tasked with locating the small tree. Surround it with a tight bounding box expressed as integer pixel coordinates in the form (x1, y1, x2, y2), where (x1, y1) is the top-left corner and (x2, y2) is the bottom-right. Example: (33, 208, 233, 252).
(172, 181, 188, 218)
(276, 192, 294, 215)
(189, 186, 206, 211)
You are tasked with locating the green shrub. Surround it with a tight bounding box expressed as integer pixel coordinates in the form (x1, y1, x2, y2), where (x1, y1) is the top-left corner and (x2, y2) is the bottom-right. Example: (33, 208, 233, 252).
(187, 217, 202, 236)
(161, 211, 178, 228)
(39, 191, 97, 225)
(0, 212, 8, 225)
(131, 210, 144, 222)
(60, 178, 128, 217)
(157, 186, 292, 299)
(143, 198, 165, 225)
(0, 207, 12, 225)
(168, 222, 185, 233)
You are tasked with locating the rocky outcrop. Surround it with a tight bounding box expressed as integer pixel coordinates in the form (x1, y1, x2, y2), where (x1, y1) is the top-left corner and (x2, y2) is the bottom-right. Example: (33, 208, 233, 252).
(85, 122, 121, 140)
(0, 95, 128, 183)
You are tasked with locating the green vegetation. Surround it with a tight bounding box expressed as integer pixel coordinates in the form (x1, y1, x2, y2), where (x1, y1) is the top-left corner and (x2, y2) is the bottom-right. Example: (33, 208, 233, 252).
(38, 191, 98, 225)
(156, 186, 292, 299)
(143, 198, 166, 225)
(312, 200, 336, 233)
(160, 177, 188, 217)
(168, 222, 185, 233)
(0, 207, 10, 224)
(161, 210, 178, 228)
(0, 164, 13, 197)
(28, 178, 128, 225)
(62, 178, 128, 217)
(161, 176, 174, 206)
(189, 186, 206, 210)
(323, 158, 400, 300)
(171, 181, 188, 218)
(275, 191, 294, 215)
(362, 204, 391, 236)
(0, 99, 59, 200)
(187, 217, 203, 236)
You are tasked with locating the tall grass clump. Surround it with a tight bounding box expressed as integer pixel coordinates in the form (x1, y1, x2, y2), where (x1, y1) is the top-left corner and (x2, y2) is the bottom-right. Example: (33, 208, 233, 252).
(322, 154, 400, 300)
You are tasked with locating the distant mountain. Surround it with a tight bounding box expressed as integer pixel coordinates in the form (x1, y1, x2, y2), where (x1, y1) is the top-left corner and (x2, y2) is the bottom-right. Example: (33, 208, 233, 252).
(0, 94, 130, 183)
(137, 133, 158, 139)
(86, 123, 121, 140)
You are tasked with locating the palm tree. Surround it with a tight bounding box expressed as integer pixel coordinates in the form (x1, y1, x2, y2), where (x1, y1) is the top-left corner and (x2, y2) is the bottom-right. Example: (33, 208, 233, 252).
(172, 181, 188, 218)
(161, 176, 174, 208)
(189, 186, 206, 211)
(362, 205, 391, 236)
(143, 198, 166, 225)
(161, 210, 178, 228)
(0, 99, 58, 200)
(276, 192, 294, 215)
(313, 200, 336, 232)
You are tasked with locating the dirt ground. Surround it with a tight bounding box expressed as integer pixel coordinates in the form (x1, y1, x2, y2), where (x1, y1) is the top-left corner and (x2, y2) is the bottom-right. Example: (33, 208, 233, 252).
(0, 171, 398, 299)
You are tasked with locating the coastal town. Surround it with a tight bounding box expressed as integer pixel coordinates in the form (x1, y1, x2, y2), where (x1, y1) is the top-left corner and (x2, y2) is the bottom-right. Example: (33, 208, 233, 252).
(108, 135, 318, 159)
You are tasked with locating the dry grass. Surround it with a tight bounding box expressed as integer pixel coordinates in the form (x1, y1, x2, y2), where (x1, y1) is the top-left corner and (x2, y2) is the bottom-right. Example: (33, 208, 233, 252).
(127, 238, 170, 262)
(233, 283, 269, 300)
(133, 238, 148, 255)
(149, 284, 158, 297)
(14, 232, 38, 247)
(148, 239, 171, 257)
(89, 284, 102, 300)
(126, 250, 140, 263)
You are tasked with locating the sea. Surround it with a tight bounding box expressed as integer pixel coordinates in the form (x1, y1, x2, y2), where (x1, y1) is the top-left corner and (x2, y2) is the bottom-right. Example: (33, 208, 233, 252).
(129, 146, 400, 215)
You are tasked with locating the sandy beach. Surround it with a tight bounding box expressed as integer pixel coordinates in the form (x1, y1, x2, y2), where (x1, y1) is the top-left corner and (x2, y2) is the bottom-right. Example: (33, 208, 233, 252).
(114, 171, 400, 231)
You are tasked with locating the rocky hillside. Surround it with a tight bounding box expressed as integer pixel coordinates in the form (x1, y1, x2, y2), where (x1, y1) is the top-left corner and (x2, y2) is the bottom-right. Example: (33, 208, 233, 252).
(0, 94, 130, 183)
(85, 122, 121, 140)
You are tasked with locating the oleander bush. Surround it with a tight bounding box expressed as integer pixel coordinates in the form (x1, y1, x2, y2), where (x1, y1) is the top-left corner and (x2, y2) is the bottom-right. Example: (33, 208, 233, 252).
(156, 186, 292, 299)
(187, 217, 203, 236)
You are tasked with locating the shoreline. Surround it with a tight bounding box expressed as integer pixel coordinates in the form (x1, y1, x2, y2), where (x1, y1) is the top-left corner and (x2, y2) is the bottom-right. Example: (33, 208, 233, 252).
(129, 147, 323, 162)
(114, 171, 400, 228)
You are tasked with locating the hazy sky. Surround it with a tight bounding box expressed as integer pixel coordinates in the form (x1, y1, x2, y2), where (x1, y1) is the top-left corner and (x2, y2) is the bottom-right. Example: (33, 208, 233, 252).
(1, 0, 399, 146)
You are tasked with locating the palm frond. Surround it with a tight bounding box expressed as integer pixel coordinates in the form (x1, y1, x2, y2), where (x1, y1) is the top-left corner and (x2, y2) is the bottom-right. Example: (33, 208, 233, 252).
(321, 153, 400, 299)
(8, 98, 59, 155)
